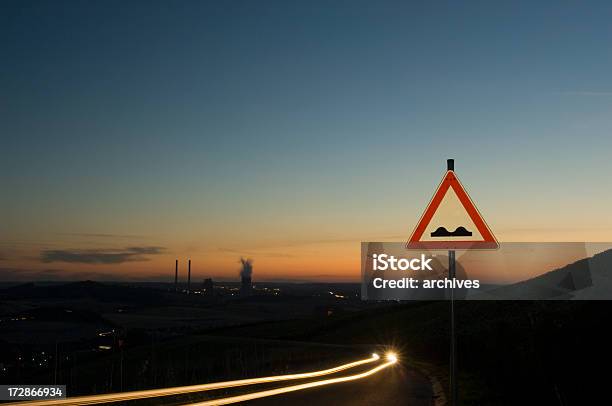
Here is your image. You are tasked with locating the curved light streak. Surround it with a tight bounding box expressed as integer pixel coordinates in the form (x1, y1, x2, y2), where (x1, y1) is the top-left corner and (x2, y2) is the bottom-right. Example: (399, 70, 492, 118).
(6, 354, 380, 406)
(185, 358, 397, 405)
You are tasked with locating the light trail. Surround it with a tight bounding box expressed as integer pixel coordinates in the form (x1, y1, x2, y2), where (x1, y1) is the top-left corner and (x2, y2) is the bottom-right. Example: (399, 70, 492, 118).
(5, 354, 380, 406)
(185, 357, 397, 405)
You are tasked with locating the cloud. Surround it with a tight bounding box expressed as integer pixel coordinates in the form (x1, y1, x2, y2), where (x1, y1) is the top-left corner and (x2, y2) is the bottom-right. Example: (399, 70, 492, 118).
(124, 246, 164, 254)
(40, 246, 165, 264)
(217, 247, 295, 258)
(560, 91, 612, 96)
(57, 232, 147, 239)
(213, 237, 369, 257)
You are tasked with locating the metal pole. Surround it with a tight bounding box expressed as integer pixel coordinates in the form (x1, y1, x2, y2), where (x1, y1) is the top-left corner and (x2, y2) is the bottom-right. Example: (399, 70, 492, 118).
(54, 341, 58, 385)
(447, 158, 457, 405)
(120, 346, 123, 392)
(449, 249, 457, 405)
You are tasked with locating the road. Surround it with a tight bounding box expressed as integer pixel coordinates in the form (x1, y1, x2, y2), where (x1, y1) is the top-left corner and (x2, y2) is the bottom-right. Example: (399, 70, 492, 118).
(241, 363, 434, 406)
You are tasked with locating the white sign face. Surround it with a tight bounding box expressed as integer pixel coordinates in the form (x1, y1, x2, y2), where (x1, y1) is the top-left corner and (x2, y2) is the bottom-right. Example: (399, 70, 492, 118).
(419, 185, 483, 242)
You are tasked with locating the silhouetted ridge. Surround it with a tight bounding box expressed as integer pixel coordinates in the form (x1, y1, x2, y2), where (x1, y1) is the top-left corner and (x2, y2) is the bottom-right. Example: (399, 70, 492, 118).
(478, 248, 612, 299)
(0, 280, 162, 303)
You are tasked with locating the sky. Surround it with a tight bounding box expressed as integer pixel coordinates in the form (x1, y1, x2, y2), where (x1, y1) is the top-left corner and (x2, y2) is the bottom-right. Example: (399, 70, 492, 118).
(2, 1, 612, 282)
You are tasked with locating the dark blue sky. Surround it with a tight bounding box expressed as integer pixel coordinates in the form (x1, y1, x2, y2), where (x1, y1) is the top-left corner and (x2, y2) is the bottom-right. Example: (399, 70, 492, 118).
(2, 1, 612, 279)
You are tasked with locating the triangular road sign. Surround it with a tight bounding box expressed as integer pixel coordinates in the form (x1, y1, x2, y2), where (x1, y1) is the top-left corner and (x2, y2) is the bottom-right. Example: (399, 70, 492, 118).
(406, 170, 498, 250)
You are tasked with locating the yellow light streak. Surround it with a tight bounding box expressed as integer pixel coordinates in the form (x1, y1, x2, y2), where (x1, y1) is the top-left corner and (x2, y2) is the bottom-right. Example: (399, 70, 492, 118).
(5, 354, 380, 406)
(185, 358, 397, 405)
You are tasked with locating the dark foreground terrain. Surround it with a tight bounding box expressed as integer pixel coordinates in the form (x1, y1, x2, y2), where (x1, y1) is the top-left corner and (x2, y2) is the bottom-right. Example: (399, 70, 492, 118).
(1, 280, 611, 405)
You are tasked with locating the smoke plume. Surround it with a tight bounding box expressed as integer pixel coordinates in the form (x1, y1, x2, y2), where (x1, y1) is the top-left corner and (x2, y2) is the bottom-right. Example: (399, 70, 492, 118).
(239, 257, 253, 278)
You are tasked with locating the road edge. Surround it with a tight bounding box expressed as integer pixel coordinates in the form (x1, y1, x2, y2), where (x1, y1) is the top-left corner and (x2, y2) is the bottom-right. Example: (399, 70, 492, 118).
(411, 361, 447, 406)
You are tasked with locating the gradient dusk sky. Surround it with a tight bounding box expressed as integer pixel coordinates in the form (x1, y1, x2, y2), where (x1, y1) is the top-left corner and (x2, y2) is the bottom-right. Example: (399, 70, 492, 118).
(2, 1, 612, 282)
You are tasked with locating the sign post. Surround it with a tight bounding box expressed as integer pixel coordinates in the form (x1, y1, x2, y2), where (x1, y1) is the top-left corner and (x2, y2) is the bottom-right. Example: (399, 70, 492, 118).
(406, 158, 498, 405)
(448, 157, 457, 405)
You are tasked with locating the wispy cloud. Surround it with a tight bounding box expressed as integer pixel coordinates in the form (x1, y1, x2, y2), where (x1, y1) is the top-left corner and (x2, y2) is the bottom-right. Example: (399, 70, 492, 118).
(560, 91, 612, 96)
(216, 247, 295, 258)
(57, 232, 147, 239)
(214, 235, 402, 257)
(40, 246, 165, 264)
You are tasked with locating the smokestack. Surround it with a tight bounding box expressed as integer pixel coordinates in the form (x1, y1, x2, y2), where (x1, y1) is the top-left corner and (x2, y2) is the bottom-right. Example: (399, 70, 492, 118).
(447, 159, 454, 171)
(174, 259, 178, 291)
(187, 259, 191, 294)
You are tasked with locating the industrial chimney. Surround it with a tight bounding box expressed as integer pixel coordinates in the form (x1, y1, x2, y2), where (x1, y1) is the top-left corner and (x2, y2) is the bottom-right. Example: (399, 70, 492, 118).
(174, 259, 178, 291)
(187, 259, 191, 294)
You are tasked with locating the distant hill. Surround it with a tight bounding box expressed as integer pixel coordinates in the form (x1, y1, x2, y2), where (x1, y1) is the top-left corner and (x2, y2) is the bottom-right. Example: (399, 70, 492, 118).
(0, 280, 163, 303)
(472, 248, 612, 300)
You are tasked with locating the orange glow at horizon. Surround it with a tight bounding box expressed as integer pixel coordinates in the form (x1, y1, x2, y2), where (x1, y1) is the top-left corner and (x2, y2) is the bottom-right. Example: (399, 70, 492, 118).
(2, 226, 612, 282)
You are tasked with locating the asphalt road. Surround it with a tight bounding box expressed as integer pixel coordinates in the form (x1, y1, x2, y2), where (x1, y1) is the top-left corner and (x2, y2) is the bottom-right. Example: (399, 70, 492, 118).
(241, 363, 434, 406)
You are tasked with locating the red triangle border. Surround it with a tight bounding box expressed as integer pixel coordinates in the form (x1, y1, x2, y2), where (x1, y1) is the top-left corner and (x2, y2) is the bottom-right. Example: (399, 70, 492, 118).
(406, 171, 498, 250)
